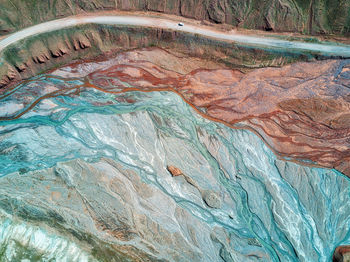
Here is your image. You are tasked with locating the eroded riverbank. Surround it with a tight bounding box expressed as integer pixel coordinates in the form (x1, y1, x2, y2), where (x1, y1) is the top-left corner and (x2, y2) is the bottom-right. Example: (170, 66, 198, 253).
(1, 12, 350, 89)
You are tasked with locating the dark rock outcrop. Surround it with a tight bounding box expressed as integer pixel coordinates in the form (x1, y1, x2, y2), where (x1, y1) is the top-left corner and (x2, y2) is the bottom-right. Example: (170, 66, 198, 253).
(333, 246, 350, 262)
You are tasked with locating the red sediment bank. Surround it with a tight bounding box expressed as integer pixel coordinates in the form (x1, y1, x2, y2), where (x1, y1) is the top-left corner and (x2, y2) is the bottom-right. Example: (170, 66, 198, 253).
(87, 49, 350, 176)
(3, 48, 350, 176)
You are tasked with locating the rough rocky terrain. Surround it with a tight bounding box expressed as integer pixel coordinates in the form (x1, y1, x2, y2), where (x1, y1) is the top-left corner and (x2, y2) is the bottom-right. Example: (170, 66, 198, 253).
(0, 0, 349, 36)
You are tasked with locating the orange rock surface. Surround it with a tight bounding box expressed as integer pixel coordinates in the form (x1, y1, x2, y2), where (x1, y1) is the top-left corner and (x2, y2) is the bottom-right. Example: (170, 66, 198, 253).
(167, 166, 183, 177)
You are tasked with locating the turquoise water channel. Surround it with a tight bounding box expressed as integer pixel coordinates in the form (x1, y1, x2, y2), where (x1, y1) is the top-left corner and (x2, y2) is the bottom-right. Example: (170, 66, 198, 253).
(0, 74, 349, 261)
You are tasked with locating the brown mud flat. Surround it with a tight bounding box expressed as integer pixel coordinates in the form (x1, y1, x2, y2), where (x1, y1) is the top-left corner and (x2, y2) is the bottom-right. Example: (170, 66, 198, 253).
(5, 47, 349, 177)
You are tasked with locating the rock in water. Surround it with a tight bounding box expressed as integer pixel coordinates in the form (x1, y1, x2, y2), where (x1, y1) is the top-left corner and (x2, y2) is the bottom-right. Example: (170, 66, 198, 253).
(167, 165, 183, 176)
(202, 190, 221, 209)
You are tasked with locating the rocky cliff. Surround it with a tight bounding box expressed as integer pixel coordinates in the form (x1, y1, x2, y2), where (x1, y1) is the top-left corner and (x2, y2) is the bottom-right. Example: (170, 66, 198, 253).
(0, 0, 349, 36)
(0, 22, 308, 89)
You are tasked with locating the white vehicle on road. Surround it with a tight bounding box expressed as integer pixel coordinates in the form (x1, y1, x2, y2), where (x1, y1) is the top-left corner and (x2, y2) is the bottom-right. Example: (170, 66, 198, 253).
(0, 15, 349, 57)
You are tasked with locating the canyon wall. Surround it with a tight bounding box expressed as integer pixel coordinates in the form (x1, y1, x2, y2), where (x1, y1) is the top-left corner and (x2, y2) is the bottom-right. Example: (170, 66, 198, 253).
(0, 24, 306, 88)
(0, 0, 349, 36)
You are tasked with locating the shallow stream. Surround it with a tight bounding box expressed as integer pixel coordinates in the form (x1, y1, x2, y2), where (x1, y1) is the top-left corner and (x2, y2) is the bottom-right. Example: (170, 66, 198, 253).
(0, 71, 349, 261)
